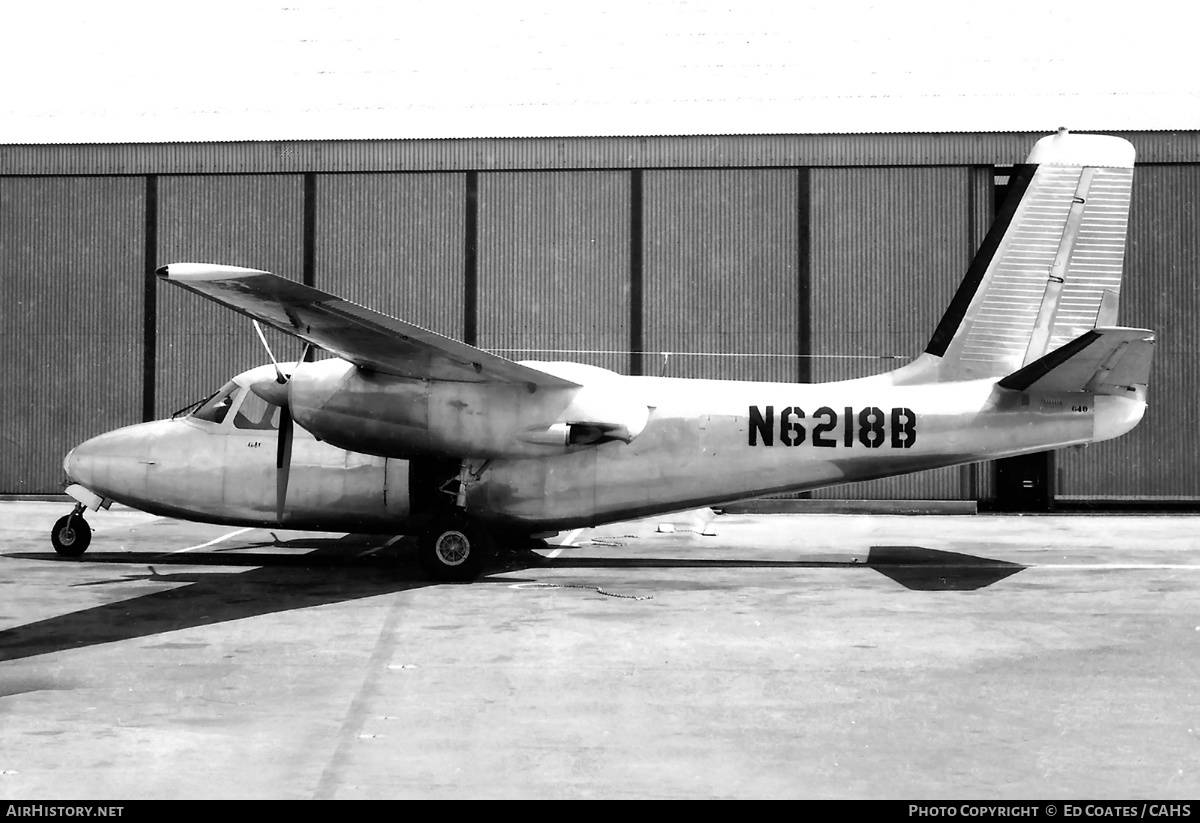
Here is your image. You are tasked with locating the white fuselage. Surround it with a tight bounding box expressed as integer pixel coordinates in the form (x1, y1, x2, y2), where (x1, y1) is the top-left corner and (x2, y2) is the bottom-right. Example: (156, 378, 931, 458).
(63, 361, 1145, 534)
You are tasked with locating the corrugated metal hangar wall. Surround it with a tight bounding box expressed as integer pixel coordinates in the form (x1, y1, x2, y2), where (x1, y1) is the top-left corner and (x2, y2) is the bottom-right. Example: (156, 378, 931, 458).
(2, 132, 1198, 505)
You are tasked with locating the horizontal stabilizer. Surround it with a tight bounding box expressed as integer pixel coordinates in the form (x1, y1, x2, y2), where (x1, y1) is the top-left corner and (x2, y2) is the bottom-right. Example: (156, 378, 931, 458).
(156, 263, 581, 388)
(997, 327, 1155, 394)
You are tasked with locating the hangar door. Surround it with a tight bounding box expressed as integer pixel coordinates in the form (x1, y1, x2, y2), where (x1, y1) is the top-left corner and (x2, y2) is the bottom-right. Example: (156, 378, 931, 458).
(807, 165, 989, 501)
(1056, 165, 1200, 502)
(0, 177, 145, 493)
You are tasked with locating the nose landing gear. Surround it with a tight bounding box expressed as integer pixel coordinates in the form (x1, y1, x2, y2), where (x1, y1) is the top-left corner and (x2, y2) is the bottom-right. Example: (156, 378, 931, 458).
(51, 504, 92, 557)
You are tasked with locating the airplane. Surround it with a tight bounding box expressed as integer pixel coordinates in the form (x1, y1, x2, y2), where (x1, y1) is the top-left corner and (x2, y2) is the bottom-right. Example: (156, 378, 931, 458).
(52, 129, 1155, 582)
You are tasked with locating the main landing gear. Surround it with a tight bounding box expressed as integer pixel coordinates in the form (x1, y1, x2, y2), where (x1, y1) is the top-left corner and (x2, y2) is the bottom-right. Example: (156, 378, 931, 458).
(416, 515, 495, 583)
(51, 504, 92, 558)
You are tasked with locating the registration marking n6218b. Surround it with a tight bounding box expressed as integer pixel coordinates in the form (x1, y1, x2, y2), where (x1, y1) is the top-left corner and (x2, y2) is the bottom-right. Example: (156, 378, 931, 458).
(748, 405, 916, 449)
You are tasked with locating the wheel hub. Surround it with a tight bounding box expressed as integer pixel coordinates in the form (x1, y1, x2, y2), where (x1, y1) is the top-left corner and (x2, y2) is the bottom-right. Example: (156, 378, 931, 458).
(434, 531, 471, 566)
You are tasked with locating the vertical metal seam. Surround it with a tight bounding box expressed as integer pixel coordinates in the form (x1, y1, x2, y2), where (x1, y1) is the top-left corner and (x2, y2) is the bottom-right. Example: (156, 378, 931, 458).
(142, 174, 157, 422)
(302, 172, 318, 362)
(796, 167, 812, 498)
(464, 171, 478, 346)
(303, 172, 317, 287)
(629, 169, 644, 376)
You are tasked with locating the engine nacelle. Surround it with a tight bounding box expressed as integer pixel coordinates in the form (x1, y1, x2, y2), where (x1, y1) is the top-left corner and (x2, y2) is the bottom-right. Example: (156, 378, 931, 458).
(287, 358, 649, 460)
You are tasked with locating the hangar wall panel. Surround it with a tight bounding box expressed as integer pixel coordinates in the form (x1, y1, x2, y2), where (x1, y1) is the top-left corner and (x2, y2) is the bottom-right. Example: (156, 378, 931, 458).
(155, 175, 304, 417)
(643, 169, 800, 381)
(809, 166, 971, 499)
(315, 173, 464, 338)
(1057, 165, 1200, 499)
(477, 171, 630, 372)
(0, 177, 144, 492)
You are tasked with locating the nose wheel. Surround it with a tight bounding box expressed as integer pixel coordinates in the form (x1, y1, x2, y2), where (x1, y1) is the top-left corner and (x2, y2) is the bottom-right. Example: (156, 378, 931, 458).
(51, 506, 92, 557)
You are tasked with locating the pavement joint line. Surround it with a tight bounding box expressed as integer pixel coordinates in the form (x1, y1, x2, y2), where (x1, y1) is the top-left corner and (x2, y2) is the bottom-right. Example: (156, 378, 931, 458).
(159, 526, 254, 557)
(545, 527, 585, 559)
(313, 585, 409, 799)
(1031, 563, 1200, 570)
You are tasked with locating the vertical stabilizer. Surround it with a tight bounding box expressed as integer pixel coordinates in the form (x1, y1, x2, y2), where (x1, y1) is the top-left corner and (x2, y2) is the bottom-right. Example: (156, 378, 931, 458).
(922, 130, 1135, 381)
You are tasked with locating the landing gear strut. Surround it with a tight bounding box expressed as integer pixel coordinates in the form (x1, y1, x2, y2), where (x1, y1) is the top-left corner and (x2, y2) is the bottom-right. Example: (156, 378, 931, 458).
(51, 505, 92, 557)
(417, 515, 494, 582)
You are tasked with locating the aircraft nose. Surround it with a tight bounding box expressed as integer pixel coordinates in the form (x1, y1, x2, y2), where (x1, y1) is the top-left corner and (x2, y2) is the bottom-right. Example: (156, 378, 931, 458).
(62, 425, 153, 498)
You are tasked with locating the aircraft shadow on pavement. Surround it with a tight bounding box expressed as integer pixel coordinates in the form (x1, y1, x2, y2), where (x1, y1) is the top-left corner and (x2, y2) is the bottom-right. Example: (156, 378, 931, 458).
(863, 545, 1025, 591)
(0, 534, 451, 663)
(533, 544, 1025, 592)
(1, 539, 1021, 663)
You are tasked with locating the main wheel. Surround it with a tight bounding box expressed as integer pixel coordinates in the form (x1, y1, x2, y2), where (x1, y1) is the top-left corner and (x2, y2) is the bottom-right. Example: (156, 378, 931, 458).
(51, 514, 91, 557)
(417, 517, 494, 582)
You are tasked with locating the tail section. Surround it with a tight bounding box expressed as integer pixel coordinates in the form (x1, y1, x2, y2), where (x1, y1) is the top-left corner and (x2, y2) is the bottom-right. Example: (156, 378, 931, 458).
(993, 325, 1155, 445)
(923, 129, 1136, 381)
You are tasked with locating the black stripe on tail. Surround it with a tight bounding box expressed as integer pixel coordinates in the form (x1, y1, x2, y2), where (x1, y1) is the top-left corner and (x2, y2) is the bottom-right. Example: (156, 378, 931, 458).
(924, 164, 1037, 358)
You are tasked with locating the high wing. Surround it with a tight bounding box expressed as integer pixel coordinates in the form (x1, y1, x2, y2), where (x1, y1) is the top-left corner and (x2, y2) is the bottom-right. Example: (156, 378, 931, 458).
(156, 263, 580, 388)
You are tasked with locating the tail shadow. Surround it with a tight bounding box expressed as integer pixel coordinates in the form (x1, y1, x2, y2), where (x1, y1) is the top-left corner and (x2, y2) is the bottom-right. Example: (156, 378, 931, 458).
(516, 544, 1025, 591)
(866, 545, 1025, 591)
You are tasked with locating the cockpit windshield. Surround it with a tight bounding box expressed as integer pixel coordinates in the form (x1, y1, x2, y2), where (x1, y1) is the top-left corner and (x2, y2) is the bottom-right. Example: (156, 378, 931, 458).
(232, 389, 281, 430)
(183, 380, 281, 430)
(191, 381, 239, 424)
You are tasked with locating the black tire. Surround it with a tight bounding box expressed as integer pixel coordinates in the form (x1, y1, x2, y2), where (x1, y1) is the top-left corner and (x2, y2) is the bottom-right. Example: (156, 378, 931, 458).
(417, 517, 493, 582)
(51, 514, 91, 557)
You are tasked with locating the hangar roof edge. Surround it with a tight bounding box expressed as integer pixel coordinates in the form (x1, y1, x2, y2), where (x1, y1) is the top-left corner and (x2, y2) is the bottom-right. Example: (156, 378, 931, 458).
(3, 131, 1199, 175)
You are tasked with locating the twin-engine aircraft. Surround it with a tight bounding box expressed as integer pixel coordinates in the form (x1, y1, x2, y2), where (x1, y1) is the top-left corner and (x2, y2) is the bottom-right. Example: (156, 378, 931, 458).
(54, 130, 1155, 581)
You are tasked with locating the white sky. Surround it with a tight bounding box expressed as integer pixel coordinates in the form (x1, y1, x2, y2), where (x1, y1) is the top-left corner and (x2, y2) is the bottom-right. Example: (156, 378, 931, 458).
(2, 0, 1197, 143)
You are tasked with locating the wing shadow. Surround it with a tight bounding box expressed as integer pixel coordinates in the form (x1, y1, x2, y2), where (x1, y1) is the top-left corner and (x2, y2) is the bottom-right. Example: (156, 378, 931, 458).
(1, 539, 1023, 662)
(1, 534, 473, 663)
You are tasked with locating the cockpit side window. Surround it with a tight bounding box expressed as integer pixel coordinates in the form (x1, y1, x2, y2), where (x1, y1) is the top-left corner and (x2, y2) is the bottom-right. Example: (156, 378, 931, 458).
(233, 390, 281, 430)
(191, 382, 238, 424)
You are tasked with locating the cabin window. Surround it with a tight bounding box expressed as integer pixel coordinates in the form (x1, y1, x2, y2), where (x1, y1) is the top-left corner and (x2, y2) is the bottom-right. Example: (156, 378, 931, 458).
(191, 382, 238, 424)
(233, 390, 281, 430)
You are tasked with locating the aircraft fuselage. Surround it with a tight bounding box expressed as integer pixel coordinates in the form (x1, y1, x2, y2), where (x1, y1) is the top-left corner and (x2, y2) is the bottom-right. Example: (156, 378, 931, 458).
(64, 363, 1144, 534)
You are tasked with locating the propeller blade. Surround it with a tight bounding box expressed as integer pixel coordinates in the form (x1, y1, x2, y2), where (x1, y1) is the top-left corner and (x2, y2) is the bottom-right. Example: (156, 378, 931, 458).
(276, 404, 293, 524)
(256, 318, 304, 524)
